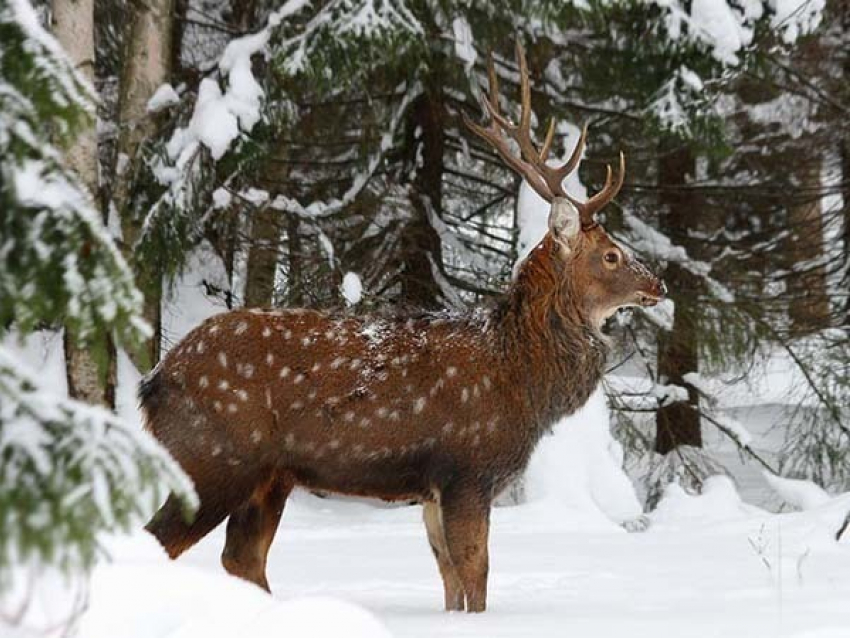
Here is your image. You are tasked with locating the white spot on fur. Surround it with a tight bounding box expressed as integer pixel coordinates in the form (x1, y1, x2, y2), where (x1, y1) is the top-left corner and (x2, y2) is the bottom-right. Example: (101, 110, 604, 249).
(389, 410, 400, 421)
(211, 444, 222, 456)
(285, 433, 295, 448)
(209, 325, 220, 335)
(218, 379, 229, 391)
(301, 336, 311, 346)
(238, 363, 255, 378)
(331, 356, 346, 370)
(227, 403, 238, 414)
(265, 388, 272, 409)
(376, 407, 388, 418)
(235, 321, 248, 335)
(266, 353, 275, 366)
(350, 359, 362, 370)
(473, 384, 480, 398)
(262, 326, 272, 338)
(291, 400, 304, 410)
(294, 373, 305, 384)
(197, 341, 206, 354)
(326, 396, 340, 406)
(329, 439, 340, 450)
(461, 388, 469, 403)
(236, 389, 249, 402)
(359, 417, 371, 428)
(280, 366, 290, 379)
(344, 411, 355, 422)
(283, 329, 292, 340)
(218, 352, 228, 368)
(311, 362, 321, 373)
(251, 430, 262, 444)
(199, 376, 209, 388)
(482, 375, 492, 390)
(446, 366, 457, 378)
(413, 397, 426, 414)
(213, 400, 223, 412)
(442, 422, 454, 435)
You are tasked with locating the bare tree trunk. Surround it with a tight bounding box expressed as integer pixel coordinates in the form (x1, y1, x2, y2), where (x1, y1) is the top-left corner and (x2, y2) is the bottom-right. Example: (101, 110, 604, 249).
(401, 87, 445, 309)
(287, 215, 304, 307)
(244, 206, 281, 308)
(112, 0, 176, 371)
(655, 147, 702, 454)
(52, 0, 115, 406)
(786, 155, 830, 335)
(840, 139, 850, 325)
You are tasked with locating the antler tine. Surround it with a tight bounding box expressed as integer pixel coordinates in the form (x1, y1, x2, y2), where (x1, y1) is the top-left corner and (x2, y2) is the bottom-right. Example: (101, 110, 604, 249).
(461, 112, 554, 203)
(550, 123, 588, 193)
(578, 151, 626, 225)
(486, 52, 501, 115)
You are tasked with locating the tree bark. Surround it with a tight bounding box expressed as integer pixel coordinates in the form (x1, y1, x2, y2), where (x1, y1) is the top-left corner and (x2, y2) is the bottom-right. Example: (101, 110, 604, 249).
(112, 0, 176, 371)
(655, 147, 702, 454)
(786, 155, 830, 335)
(244, 206, 281, 308)
(52, 0, 116, 406)
(287, 215, 304, 307)
(401, 87, 445, 309)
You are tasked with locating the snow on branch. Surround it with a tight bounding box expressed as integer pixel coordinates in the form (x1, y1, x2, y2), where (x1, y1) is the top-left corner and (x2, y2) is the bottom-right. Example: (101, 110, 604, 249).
(269, 84, 421, 218)
(0, 348, 197, 592)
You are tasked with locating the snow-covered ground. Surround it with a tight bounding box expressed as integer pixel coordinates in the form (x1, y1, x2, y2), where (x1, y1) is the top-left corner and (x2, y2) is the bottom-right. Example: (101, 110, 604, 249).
(76, 484, 850, 638)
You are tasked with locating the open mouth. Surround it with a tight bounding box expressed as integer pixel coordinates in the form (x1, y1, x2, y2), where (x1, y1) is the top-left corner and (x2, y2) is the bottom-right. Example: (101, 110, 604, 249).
(637, 293, 662, 307)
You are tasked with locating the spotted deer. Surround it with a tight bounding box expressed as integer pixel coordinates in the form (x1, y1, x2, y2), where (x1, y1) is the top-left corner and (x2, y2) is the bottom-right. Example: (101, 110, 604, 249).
(142, 44, 665, 613)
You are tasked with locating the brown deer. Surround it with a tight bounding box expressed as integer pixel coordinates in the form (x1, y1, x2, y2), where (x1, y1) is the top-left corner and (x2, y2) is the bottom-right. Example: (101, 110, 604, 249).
(141, 44, 665, 613)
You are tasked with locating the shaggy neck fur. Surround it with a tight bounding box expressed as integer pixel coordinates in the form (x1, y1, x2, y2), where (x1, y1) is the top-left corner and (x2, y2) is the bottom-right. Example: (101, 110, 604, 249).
(491, 236, 608, 437)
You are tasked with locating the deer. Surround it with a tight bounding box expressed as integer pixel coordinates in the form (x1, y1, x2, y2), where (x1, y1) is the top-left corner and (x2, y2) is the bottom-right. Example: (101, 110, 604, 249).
(141, 43, 665, 613)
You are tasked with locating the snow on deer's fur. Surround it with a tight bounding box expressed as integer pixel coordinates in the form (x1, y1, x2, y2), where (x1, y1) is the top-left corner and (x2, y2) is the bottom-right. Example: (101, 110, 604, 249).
(141, 44, 665, 613)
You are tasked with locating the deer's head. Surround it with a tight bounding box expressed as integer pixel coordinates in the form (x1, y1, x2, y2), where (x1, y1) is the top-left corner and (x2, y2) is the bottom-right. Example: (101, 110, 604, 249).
(464, 44, 665, 330)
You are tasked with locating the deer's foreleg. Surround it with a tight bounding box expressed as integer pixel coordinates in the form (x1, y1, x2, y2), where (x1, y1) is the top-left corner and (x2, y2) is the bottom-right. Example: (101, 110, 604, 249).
(440, 486, 491, 613)
(423, 501, 465, 611)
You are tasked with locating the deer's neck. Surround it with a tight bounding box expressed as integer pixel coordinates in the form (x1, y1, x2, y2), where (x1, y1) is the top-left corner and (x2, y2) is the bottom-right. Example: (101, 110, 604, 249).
(493, 242, 608, 436)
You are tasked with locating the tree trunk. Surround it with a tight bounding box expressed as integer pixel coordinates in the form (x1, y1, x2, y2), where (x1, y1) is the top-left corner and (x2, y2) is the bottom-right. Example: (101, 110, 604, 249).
(655, 147, 702, 454)
(840, 139, 850, 325)
(786, 155, 830, 335)
(287, 215, 304, 307)
(52, 0, 115, 406)
(244, 206, 281, 308)
(401, 88, 445, 309)
(112, 0, 176, 371)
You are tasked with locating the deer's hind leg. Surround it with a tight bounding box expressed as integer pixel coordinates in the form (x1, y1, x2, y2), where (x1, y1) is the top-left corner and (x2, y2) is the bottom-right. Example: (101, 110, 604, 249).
(221, 471, 293, 592)
(423, 501, 465, 611)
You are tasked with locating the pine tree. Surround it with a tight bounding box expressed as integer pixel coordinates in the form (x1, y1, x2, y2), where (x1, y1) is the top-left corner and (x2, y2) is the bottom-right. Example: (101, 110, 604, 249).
(0, 0, 195, 622)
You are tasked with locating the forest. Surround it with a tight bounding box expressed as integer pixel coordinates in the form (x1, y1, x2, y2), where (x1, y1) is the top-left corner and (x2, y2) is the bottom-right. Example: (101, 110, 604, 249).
(1, 0, 849, 636)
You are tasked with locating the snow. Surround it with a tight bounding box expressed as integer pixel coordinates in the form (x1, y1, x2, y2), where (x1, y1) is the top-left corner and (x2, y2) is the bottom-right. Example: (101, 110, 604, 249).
(763, 472, 832, 511)
(525, 389, 642, 526)
(452, 17, 476, 73)
(65, 482, 850, 638)
(341, 272, 363, 306)
(146, 84, 179, 113)
(78, 534, 392, 638)
(690, 0, 754, 64)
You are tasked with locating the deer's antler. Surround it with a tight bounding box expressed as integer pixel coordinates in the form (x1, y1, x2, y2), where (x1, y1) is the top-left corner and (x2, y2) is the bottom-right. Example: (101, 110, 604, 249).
(463, 43, 625, 229)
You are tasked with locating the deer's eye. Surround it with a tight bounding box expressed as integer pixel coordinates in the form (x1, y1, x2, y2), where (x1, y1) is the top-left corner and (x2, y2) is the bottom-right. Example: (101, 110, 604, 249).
(603, 251, 620, 266)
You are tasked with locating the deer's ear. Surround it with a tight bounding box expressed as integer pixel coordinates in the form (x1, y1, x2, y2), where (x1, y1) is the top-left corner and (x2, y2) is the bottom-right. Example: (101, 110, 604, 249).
(548, 198, 581, 251)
